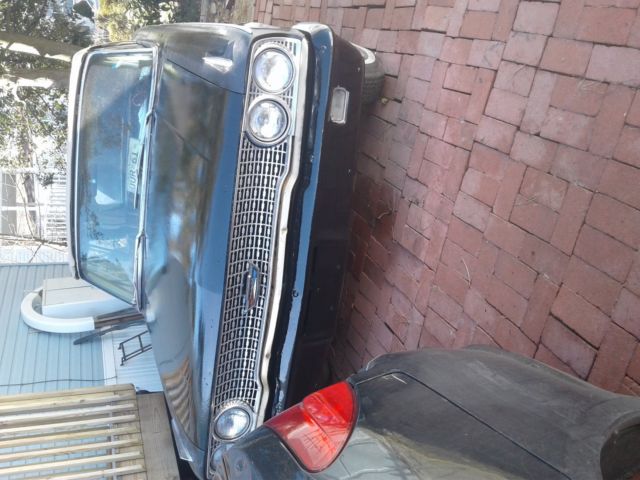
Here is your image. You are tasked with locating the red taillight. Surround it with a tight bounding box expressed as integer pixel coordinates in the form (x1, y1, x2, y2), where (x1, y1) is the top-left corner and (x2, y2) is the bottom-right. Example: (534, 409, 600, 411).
(265, 381, 357, 472)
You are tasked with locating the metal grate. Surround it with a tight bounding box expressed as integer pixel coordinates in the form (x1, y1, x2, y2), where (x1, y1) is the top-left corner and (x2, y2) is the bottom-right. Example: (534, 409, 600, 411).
(208, 36, 303, 473)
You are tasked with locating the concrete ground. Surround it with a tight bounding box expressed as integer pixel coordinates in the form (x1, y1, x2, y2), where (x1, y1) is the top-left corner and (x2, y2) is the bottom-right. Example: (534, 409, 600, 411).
(251, 0, 640, 395)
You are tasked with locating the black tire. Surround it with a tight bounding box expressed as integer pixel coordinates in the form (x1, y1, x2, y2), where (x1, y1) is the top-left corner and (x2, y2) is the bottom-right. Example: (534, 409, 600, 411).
(353, 44, 384, 104)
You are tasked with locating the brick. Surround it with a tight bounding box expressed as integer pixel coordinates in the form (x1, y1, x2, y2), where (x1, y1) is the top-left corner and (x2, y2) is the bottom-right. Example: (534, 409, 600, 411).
(460, 11, 496, 40)
(384, 161, 406, 189)
(494, 317, 537, 356)
(420, 110, 447, 138)
(513, 2, 559, 35)
(576, 7, 636, 46)
(551, 145, 606, 190)
(461, 168, 500, 206)
(628, 93, 640, 127)
(494, 61, 536, 96)
(503, 32, 547, 67)
(429, 286, 464, 327)
(469, 0, 501, 10)
(424, 219, 448, 269)
(520, 168, 567, 211)
(365, 8, 384, 28)
(424, 60, 448, 111)
(614, 126, 640, 168)
(396, 31, 421, 54)
(424, 137, 457, 168)
(440, 37, 473, 65)
(510, 132, 557, 171)
(630, 15, 640, 47)
(466, 68, 495, 124)
(410, 55, 436, 81)
(453, 191, 491, 231)
(599, 161, 640, 210)
(469, 143, 509, 179)
(391, 7, 415, 30)
(565, 256, 623, 315)
(448, 216, 484, 255)
(613, 289, 640, 339)
(550, 76, 606, 116)
(493, 161, 526, 219)
(421, 6, 451, 31)
(485, 88, 527, 125)
(417, 31, 445, 58)
(540, 38, 593, 76)
(476, 116, 517, 153)
(627, 255, 640, 298)
(358, 29, 380, 49)
(407, 203, 435, 237)
(550, 185, 592, 255)
(535, 344, 576, 376)
(492, 0, 518, 42)
(443, 148, 471, 200)
(443, 118, 477, 150)
(378, 52, 402, 76)
(589, 324, 637, 391)
(540, 107, 594, 150)
(590, 85, 635, 158)
(541, 317, 596, 378)
(574, 224, 635, 282)
(586, 46, 640, 88)
(434, 263, 470, 304)
(468, 40, 505, 70)
(630, 346, 640, 382)
(446, 0, 470, 37)
(586, 194, 640, 249)
(485, 214, 526, 255)
(495, 250, 536, 298)
(424, 309, 457, 347)
(437, 89, 470, 119)
(551, 286, 610, 346)
(554, 0, 584, 39)
(405, 76, 428, 103)
(511, 194, 558, 241)
(464, 289, 503, 335)
(443, 64, 477, 93)
(519, 233, 569, 284)
(377, 30, 398, 53)
(522, 276, 558, 341)
(521, 70, 556, 135)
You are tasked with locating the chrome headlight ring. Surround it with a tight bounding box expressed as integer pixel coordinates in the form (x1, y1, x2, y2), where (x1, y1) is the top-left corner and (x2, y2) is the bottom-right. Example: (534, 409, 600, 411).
(252, 44, 296, 94)
(245, 95, 291, 147)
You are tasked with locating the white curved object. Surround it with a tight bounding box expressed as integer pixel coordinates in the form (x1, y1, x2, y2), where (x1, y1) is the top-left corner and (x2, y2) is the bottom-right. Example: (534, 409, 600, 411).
(21, 289, 95, 334)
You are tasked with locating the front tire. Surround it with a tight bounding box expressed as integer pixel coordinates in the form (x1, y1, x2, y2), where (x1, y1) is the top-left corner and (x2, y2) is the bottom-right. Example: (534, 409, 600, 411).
(352, 44, 384, 104)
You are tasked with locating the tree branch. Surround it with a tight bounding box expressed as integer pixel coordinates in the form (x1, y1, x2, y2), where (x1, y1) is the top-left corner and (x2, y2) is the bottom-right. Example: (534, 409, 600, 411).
(0, 30, 80, 63)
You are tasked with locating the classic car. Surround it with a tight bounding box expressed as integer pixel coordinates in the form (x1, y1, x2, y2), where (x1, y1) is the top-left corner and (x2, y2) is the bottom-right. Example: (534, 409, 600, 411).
(221, 347, 640, 480)
(66, 22, 382, 478)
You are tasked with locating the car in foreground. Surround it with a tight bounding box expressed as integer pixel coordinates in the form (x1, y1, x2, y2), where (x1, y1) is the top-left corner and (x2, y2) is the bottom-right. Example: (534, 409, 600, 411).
(66, 22, 382, 479)
(220, 347, 640, 480)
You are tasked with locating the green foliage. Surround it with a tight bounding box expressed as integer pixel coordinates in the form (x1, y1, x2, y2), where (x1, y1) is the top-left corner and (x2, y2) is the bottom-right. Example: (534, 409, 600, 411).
(97, 0, 200, 41)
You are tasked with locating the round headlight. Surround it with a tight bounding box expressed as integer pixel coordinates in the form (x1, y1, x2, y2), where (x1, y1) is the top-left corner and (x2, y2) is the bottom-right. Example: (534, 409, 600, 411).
(214, 405, 251, 441)
(247, 99, 288, 144)
(253, 48, 294, 93)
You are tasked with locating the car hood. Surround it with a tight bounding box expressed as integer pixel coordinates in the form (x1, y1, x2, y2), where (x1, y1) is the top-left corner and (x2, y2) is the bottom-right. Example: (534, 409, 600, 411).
(141, 58, 245, 452)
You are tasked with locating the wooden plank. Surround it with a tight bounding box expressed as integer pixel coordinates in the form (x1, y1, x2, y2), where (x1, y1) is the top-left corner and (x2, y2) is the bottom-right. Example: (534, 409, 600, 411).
(138, 393, 180, 480)
(0, 413, 138, 437)
(0, 425, 140, 449)
(0, 384, 133, 403)
(0, 438, 141, 462)
(35, 464, 145, 480)
(0, 450, 144, 475)
(0, 391, 136, 415)
(0, 402, 137, 426)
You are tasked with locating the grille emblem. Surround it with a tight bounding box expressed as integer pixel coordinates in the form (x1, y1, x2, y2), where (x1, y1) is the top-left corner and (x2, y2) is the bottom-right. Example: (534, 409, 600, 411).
(243, 264, 260, 312)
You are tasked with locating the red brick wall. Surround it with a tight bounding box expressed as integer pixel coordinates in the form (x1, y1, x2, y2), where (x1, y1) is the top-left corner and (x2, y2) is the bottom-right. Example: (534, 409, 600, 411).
(254, 0, 640, 394)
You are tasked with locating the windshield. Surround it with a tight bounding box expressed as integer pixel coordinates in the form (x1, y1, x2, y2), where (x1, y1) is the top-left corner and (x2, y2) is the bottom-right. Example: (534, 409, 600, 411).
(75, 48, 154, 302)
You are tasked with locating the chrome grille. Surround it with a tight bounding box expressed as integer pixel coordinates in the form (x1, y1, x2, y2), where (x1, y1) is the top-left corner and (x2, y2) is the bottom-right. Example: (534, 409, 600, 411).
(208, 36, 304, 477)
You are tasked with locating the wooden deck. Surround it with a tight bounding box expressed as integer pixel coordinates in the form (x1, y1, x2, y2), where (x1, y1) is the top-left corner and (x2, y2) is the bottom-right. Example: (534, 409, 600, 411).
(0, 384, 179, 480)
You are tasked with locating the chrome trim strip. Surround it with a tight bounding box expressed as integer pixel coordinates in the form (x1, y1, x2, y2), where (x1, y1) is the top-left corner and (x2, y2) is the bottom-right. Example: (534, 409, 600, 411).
(256, 37, 308, 425)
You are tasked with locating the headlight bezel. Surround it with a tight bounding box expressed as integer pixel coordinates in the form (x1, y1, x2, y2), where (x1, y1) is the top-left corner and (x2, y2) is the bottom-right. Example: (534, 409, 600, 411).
(245, 95, 291, 147)
(252, 45, 296, 94)
(212, 402, 254, 442)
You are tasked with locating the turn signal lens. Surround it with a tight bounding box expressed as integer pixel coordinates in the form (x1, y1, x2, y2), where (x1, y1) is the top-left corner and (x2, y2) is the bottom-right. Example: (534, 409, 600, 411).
(265, 381, 357, 472)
